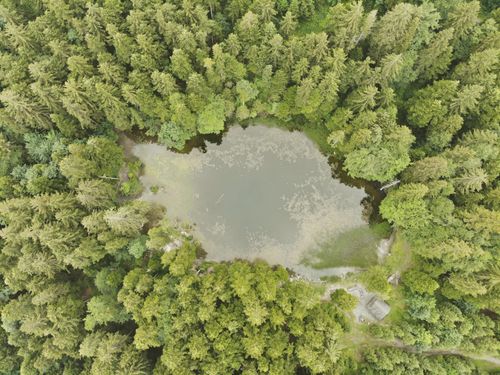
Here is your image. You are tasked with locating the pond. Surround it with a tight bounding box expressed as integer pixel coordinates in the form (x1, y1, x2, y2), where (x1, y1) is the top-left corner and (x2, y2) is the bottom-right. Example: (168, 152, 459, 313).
(128, 125, 388, 279)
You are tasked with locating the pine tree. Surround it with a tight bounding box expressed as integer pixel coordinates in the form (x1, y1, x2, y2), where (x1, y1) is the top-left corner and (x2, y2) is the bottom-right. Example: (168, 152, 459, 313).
(59, 137, 123, 186)
(454, 168, 488, 194)
(416, 28, 454, 80)
(62, 78, 97, 128)
(280, 11, 297, 36)
(95, 82, 130, 130)
(447, 1, 480, 41)
(328, 1, 376, 52)
(76, 179, 116, 209)
(450, 84, 484, 115)
(379, 53, 403, 85)
(370, 3, 439, 58)
(0, 89, 52, 130)
(347, 85, 378, 113)
(170, 49, 194, 81)
(103, 202, 151, 236)
(453, 48, 499, 86)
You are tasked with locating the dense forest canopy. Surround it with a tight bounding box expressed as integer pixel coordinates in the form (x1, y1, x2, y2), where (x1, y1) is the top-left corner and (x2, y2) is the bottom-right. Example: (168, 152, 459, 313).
(0, 0, 498, 374)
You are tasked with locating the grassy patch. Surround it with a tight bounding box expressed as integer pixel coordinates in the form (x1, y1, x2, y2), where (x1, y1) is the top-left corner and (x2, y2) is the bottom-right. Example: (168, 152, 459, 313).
(381, 232, 412, 324)
(319, 275, 343, 283)
(302, 123, 333, 154)
(248, 116, 295, 131)
(472, 358, 500, 372)
(385, 286, 406, 324)
(384, 232, 412, 274)
(245, 116, 334, 155)
(303, 225, 383, 269)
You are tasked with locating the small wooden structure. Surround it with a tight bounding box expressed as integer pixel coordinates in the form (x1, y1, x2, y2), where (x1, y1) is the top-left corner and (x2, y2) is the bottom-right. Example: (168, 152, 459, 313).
(366, 296, 390, 321)
(380, 180, 400, 191)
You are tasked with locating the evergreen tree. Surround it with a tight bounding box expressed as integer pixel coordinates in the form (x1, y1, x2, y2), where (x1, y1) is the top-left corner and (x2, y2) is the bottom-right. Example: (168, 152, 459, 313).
(0, 1, 497, 373)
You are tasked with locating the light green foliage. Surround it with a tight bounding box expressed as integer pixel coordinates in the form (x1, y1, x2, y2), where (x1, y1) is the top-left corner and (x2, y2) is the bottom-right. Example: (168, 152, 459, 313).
(158, 121, 195, 150)
(236, 80, 259, 104)
(380, 184, 430, 229)
(146, 219, 177, 250)
(161, 241, 197, 276)
(447, 1, 481, 40)
(77, 179, 116, 209)
(327, 2, 377, 52)
(416, 28, 454, 80)
(453, 49, 499, 86)
(360, 265, 391, 296)
(406, 80, 472, 152)
(331, 110, 414, 182)
(361, 347, 479, 374)
(0, 135, 22, 176)
(0, 176, 15, 199)
(453, 167, 488, 194)
(407, 82, 457, 125)
(236, 80, 259, 120)
(59, 137, 123, 186)
(24, 132, 65, 164)
(129, 236, 148, 259)
(280, 11, 298, 35)
(119, 255, 347, 374)
(170, 49, 194, 81)
(403, 270, 439, 295)
(104, 201, 152, 236)
(80, 332, 151, 375)
(331, 289, 358, 311)
(85, 294, 130, 330)
(197, 97, 227, 134)
(369, 3, 440, 57)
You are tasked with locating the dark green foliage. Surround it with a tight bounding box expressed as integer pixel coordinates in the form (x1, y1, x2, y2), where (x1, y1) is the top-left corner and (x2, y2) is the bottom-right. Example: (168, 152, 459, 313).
(0, 0, 498, 373)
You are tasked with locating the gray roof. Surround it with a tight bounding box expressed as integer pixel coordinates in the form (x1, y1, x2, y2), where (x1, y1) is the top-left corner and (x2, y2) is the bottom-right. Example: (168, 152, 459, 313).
(366, 296, 390, 321)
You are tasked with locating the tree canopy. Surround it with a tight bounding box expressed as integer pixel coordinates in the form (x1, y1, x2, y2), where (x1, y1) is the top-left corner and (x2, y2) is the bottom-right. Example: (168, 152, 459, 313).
(0, 0, 498, 373)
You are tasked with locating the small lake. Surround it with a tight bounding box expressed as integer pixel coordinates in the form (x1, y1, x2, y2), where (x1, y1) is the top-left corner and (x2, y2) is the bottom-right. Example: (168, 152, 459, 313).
(129, 125, 386, 279)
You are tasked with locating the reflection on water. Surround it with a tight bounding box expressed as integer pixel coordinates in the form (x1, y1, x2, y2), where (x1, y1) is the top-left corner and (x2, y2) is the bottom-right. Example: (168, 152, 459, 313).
(131, 125, 382, 279)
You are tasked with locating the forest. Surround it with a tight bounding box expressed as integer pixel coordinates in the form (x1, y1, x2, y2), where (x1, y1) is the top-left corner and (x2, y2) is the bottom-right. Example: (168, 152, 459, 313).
(0, 0, 498, 373)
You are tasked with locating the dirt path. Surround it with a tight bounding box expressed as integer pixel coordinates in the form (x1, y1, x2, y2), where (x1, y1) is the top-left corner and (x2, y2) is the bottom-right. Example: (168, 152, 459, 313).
(350, 334, 500, 367)
(330, 233, 500, 368)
